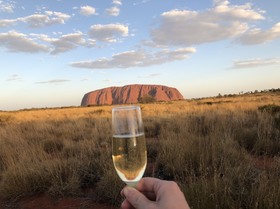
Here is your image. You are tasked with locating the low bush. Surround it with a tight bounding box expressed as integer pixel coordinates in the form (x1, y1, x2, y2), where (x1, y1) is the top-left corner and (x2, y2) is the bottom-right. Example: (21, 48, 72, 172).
(139, 94, 156, 103)
(258, 104, 280, 115)
(43, 139, 64, 154)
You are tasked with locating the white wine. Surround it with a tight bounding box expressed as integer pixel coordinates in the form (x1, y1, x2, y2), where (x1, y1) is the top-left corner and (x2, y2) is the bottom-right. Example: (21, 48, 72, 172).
(112, 133, 147, 186)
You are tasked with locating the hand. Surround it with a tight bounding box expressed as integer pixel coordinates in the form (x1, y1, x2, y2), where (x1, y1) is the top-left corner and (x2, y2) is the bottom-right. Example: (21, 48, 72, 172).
(121, 177, 190, 209)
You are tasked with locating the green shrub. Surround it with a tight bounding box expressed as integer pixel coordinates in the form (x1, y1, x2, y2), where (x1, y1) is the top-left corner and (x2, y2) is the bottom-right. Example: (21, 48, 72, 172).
(139, 94, 156, 103)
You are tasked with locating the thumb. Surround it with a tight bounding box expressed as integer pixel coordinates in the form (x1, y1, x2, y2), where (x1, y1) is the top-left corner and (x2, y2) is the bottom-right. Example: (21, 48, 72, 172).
(122, 186, 152, 209)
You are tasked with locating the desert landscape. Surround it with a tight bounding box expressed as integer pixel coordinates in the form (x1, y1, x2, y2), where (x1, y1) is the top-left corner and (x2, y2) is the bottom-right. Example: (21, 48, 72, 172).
(1, 0, 279, 208)
(0, 89, 280, 209)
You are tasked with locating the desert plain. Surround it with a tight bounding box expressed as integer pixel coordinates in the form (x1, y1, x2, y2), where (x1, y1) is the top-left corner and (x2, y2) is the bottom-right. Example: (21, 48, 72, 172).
(0, 90, 280, 209)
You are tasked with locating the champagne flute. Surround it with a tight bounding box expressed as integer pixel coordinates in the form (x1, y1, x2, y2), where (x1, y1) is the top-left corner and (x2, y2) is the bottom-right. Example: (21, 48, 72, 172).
(112, 106, 147, 187)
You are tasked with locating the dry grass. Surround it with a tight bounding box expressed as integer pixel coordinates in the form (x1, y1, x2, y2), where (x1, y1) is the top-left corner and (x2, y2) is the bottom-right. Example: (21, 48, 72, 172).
(0, 91, 280, 209)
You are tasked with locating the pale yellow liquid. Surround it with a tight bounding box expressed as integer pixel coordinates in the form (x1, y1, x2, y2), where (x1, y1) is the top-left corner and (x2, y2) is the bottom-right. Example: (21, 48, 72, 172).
(112, 133, 147, 186)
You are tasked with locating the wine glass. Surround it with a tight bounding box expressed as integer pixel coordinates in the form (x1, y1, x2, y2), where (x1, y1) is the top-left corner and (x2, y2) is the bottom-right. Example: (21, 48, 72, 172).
(112, 106, 147, 187)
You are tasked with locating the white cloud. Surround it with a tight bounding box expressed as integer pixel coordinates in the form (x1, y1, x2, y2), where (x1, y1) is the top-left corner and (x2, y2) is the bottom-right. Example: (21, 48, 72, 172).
(36, 79, 70, 84)
(0, 0, 14, 13)
(0, 23, 127, 54)
(0, 30, 96, 55)
(80, 5, 97, 16)
(6, 74, 22, 82)
(140, 39, 167, 48)
(133, 0, 150, 6)
(150, 1, 265, 46)
(0, 19, 17, 27)
(213, 0, 265, 20)
(21, 11, 71, 27)
(88, 24, 128, 43)
(0, 11, 71, 28)
(235, 22, 280, 45)
(70, 47, 196, 69)
(106, 0, 122, 17)
(138, 73, 161, 79)
(213, 0, 229, 6)
(87, 38, 96, 47)
(213, 1, 265, 20)
(50, 32, 86, 54)
(112, 0, 122, 5)
(233, 58, 280, 68)
(32, 31, 88, 54)
(0, 31, 49, 53)
(106, 7, 120, 16)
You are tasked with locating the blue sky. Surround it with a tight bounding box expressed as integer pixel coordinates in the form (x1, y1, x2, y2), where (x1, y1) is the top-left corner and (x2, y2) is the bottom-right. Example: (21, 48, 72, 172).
(0, 0, 279, 110)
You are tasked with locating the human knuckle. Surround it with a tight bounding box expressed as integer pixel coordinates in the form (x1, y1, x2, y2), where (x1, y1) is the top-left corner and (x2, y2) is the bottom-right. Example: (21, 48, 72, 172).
(166, 181, 178, 189)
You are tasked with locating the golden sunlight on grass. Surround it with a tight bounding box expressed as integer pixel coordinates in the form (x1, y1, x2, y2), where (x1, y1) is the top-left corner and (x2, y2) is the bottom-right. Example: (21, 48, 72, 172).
(0, 91, 279, 209)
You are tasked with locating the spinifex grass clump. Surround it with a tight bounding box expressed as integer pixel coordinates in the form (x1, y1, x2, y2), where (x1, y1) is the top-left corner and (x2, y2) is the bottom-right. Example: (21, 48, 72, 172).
(0, 115, 115, 201)
(0, 92, 279, 208)
(153, 113, 268, 209)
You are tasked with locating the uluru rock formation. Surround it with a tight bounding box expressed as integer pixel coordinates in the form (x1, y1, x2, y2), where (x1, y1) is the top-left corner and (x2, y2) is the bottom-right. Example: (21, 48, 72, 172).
(81, 84, 184, 106)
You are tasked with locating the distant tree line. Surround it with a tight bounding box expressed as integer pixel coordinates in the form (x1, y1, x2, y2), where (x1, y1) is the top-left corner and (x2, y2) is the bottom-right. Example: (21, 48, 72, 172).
(216, 88, 280, 98)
